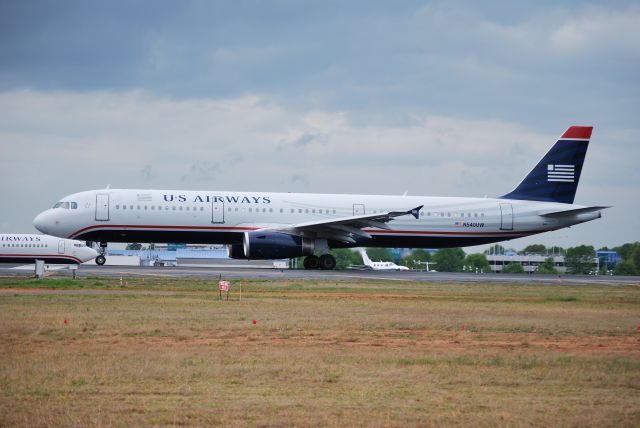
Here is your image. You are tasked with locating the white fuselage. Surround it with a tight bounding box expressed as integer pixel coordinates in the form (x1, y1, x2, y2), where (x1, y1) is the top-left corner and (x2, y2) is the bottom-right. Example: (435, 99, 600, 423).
(33, 189, 601, 249)
(0, 234, 98, 264)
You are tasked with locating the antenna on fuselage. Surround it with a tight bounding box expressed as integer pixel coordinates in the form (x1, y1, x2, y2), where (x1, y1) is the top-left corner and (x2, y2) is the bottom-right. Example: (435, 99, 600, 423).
(105, 184, 111, 189)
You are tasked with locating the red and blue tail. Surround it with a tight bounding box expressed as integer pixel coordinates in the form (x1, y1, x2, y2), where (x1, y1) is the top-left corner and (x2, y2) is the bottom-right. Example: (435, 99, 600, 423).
(500, 126, 592, 204)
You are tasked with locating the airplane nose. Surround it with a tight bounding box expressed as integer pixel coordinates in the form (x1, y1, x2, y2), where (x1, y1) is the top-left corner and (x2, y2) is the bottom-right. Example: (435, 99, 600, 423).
(33, 211, 52, 234)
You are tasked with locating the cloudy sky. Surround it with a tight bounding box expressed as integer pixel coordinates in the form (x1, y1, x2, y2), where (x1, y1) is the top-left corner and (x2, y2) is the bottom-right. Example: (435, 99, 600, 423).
(0, 0, 638, 251)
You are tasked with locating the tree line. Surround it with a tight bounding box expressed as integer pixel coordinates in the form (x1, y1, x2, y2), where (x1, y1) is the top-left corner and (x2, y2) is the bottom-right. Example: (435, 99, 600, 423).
(321, 242, 640, 275)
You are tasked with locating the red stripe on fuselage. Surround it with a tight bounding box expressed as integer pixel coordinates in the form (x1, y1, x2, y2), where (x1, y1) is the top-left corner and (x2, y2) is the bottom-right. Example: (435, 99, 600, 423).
(69, 224, 534, 239)
(0, 254, 82, 263)
(69, 224, 260, 239)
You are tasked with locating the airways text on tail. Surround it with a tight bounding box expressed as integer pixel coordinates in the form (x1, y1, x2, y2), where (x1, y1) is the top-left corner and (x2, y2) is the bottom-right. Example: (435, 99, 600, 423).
(33, 125, 608, 270)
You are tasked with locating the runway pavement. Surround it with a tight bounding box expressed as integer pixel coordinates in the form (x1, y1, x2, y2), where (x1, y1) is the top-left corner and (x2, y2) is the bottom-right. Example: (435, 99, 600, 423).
(1, 264, 639, 285)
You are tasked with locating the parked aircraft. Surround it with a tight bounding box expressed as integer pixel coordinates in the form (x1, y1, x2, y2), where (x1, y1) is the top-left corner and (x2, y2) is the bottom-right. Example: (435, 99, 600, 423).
(34, 126, 606, 270)
(0, 234, 99, 264)
(352, 248, 410, 271)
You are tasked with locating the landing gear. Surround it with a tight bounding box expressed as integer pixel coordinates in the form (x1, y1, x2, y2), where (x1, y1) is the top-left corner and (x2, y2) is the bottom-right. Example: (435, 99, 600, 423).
(95, 241, 107, 266)
(303, 254, 336, 270)
(303, 255, 319, 270)
(319, 254, 336, 270)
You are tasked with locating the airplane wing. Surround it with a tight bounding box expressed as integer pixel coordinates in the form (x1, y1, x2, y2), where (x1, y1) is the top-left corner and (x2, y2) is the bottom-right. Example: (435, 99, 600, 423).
(267, 205, 423, 244)
(539, 206, 610, 218)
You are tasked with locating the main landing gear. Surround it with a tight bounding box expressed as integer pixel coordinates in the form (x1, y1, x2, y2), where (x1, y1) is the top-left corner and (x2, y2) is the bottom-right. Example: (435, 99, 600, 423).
(303, 254, 336, 270)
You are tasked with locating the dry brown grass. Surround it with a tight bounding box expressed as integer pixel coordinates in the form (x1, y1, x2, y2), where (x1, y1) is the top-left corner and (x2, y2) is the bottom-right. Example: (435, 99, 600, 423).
(0, 277, 639, 426)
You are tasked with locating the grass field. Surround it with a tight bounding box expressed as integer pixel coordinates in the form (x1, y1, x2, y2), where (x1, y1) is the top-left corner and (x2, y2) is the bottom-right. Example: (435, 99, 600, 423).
(0, 276, 639, 426)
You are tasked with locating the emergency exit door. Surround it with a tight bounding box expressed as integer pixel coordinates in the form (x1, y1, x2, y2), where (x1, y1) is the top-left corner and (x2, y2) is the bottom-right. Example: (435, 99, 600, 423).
(353, 204, 365, 216)
(58, 240, 65, 254)
(212, 200, 225, 223)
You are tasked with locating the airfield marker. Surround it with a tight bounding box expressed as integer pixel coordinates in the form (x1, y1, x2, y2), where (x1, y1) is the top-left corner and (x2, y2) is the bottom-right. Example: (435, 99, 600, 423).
(252, 320, 257, 325)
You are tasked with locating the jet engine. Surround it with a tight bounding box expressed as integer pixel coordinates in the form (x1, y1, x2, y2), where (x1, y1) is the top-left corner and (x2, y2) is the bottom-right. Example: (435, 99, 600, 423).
(238, 231, 314, 260)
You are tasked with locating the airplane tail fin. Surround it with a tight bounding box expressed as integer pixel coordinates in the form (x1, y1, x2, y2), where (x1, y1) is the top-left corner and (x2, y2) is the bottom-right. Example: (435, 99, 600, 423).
(500, 126, 592, 204)
(358, 248, 373, 266)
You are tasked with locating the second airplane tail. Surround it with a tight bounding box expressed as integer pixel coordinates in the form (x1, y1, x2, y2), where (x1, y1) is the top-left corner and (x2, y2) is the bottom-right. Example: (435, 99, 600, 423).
(500, 126, 592, 204)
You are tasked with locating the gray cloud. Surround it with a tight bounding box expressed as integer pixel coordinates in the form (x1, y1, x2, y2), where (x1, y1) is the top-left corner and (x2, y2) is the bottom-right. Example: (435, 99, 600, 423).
(0, 1, 638, 250)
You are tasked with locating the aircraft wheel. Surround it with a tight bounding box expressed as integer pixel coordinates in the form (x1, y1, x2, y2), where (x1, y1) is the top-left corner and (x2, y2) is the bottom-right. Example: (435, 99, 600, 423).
(95, 255, 106, 266)
(303, 255, 320, 270)
(319, 254, 336, 270)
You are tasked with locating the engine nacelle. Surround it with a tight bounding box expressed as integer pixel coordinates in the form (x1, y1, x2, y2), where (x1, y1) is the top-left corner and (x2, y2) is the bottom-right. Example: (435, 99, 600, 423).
(227, 244, 246, 259)
(243, 231, 314, 260)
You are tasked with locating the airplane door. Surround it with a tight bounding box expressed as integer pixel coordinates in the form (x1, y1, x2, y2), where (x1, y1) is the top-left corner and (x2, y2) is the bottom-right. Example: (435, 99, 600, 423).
(58, 240, 65, 254)
(95, 194, 110, 221)
(499, 203, 513, 231)
(353, 204, 365, 216)
(212, 200, 225, 223)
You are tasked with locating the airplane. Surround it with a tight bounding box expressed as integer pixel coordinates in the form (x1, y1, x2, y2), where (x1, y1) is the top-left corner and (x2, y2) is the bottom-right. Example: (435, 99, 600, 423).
(0, 234, 99, 264)
(352, 248, 410, 271)
(33, 126, 607, 270)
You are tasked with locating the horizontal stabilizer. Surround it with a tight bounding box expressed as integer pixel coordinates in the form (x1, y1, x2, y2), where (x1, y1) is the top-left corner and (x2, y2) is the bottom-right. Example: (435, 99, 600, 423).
(540, 206, 610, 218)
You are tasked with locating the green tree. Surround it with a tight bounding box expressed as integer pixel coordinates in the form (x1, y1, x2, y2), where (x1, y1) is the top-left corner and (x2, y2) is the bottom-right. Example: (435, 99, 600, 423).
(464, 253, 490, 272)
(612, 242, 639, 262)
(519, 244, 546, 255)
(564, 245, 596, 274)
(484, 244, 505, 255)
(330, 249, 363, 270)
(400, 249, 431, 269)
(366, 248, 394, 262)
(614, 261, 637, 276)
(632, 246, 640, 272)
(501, 262, 524, 273)
(433, 248, 465, 272)
(536, 257, 557, 274)
(125, 243, 142, 250)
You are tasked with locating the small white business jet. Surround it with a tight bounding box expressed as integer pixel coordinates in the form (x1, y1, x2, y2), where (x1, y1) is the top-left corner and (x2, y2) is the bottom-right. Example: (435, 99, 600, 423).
(34, 126, 607, 270)
(354, 248, 410, 271)
(0, 234, 99, 264)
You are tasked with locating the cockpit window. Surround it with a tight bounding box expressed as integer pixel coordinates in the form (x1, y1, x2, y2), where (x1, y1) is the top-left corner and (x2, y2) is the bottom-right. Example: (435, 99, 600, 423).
(52, 201, 78, 209)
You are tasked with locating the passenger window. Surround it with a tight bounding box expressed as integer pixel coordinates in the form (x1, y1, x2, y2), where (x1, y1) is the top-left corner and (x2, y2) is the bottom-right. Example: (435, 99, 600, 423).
(144, 206, 148, 210)
(200, 207, 204, 211)
(172, 206, 176, 211)
(151, 206, 155, 210)
(123, 205, 126, 210)
(249, 208, 252, 213)
(298, 209, 302, 214)
(116, 205, 120, 209)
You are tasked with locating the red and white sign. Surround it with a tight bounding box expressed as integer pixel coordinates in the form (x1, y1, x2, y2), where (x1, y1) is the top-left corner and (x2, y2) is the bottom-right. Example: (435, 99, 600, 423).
(218, 280, 230, 292)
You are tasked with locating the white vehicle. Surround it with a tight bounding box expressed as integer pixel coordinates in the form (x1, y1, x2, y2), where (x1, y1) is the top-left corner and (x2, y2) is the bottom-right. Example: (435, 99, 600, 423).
(354, 248, 410, 271)
(0, 234, 99, 264)
(34, 126, 607, 270)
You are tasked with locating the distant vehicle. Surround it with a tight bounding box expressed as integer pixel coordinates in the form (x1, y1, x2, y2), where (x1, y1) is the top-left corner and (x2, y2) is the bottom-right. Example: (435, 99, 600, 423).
(351, 248, 410, 271)
(34, 126, 607, 270)
(0, 234, 99, 264)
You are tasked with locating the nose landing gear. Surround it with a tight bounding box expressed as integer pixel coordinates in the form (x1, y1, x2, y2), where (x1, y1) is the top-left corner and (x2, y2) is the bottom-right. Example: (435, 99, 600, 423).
(95, 241, 107, 266)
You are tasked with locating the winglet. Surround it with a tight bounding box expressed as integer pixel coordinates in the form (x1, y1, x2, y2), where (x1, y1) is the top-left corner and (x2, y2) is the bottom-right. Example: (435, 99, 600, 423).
(409, 205, 423, 219)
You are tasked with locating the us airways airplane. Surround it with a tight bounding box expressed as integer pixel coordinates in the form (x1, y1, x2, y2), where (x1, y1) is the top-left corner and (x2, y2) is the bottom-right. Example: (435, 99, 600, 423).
(0, 234, 99, 264)
(33, 126, 606, 270)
